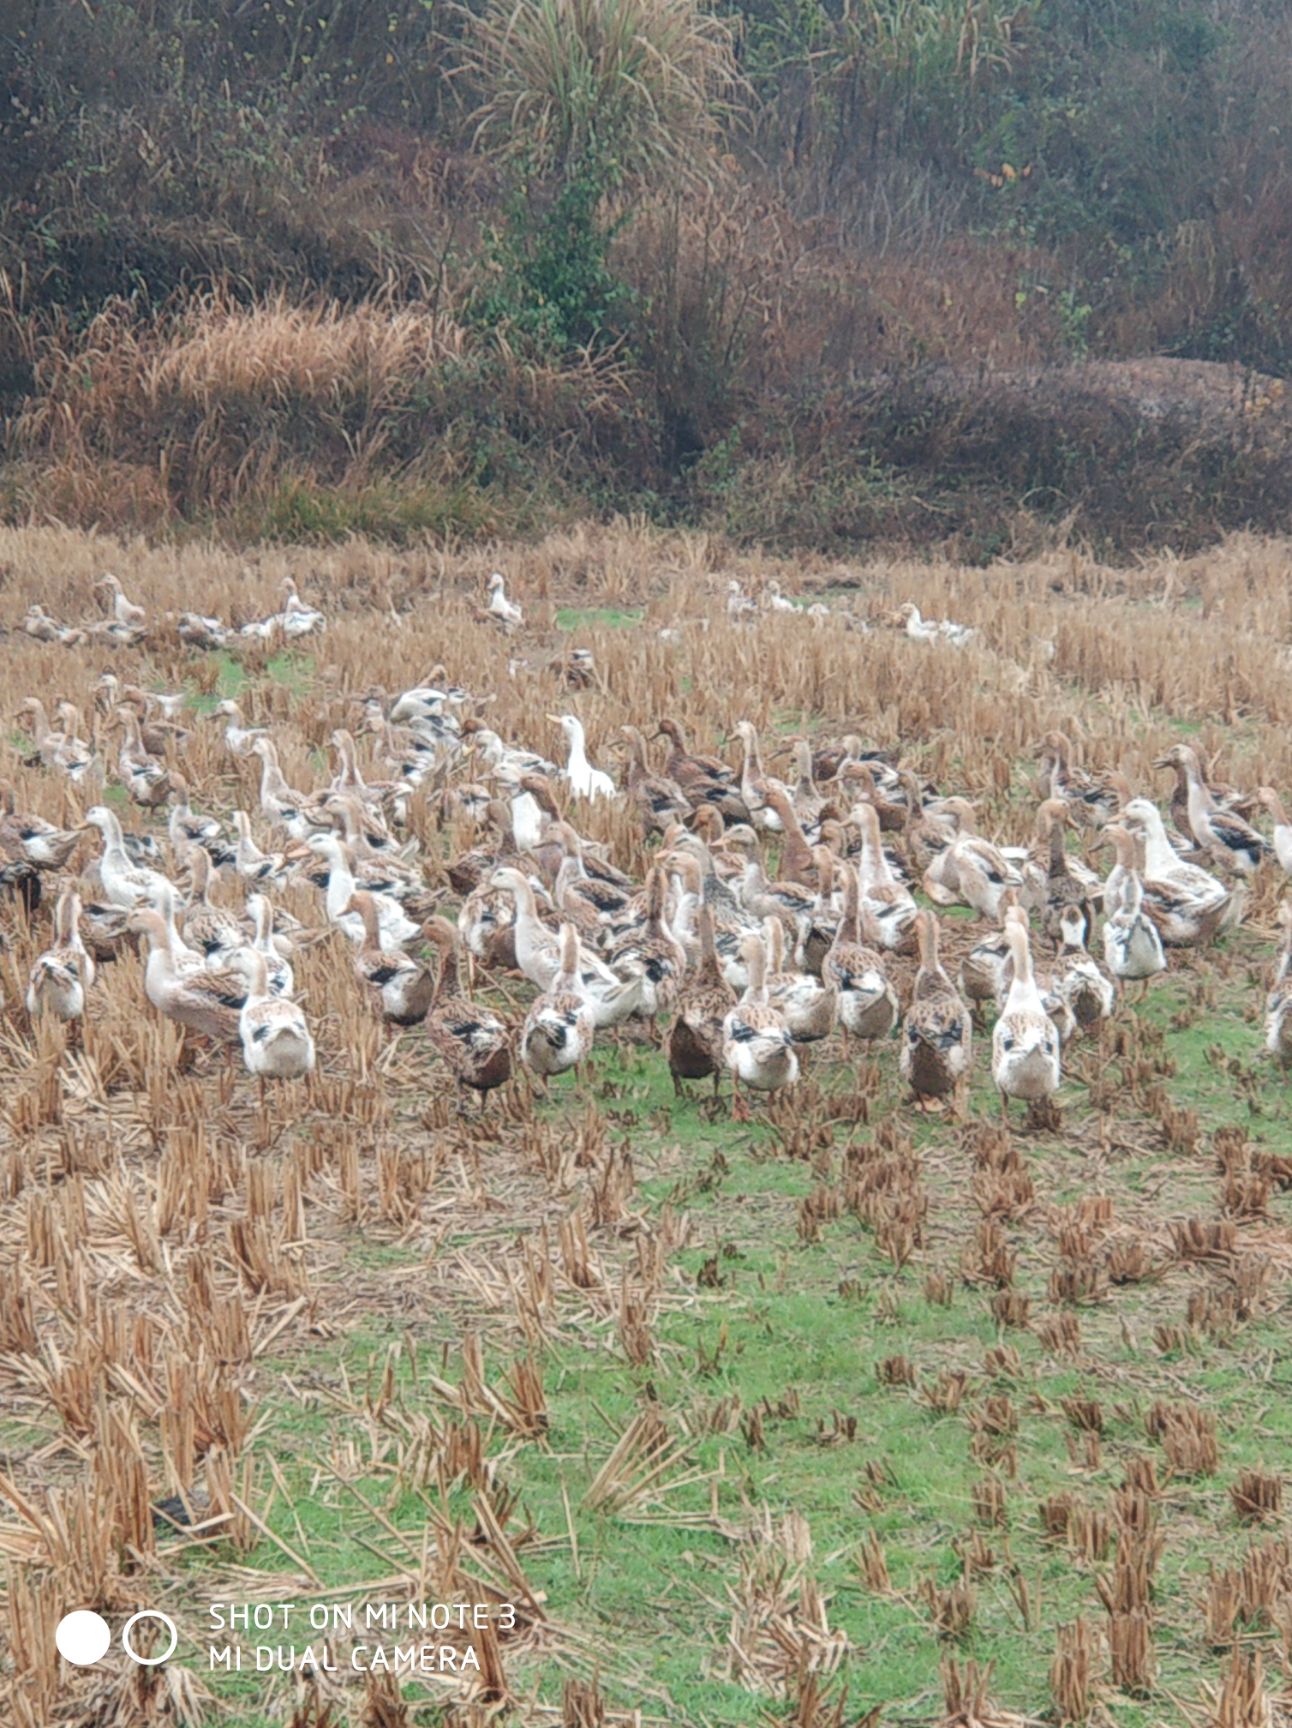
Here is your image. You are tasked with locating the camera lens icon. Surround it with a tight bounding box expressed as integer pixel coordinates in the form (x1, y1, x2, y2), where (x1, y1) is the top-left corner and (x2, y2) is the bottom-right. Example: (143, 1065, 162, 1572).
(56, 1608, 178, 1667)
(122, 1610, 179, 1665)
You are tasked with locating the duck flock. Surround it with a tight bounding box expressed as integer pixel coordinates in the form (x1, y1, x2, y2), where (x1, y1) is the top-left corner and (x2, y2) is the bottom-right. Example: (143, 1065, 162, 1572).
(8, 567, 1292, 1126)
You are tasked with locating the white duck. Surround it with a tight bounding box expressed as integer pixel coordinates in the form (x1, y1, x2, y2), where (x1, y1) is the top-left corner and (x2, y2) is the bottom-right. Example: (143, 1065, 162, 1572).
(722, 931, 799, 1118)
(490, 867, 642, 1027)
(486, 572, 524, 629)
(278, 578, 326, 638)
(239, 950, 315, 1093)
(550, 715, 616, 801)
(897, 601, 975, 647)
(1120, 796, 1235, 943)
(83, 807, 171, 909)
(214, 700, 267, 757)
(27, 888, 95, 1020)
(309, 835, 419, 948)
(992, 911, 1062, 1117)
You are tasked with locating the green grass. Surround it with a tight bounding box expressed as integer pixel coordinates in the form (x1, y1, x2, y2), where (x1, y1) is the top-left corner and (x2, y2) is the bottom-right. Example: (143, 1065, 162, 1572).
(143, 927, 1292, 1726)
(555, 605, 643, 631)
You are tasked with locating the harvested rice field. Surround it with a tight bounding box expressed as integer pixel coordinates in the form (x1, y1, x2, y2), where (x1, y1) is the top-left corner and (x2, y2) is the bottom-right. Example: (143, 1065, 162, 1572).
(3, 522, 1292, 1728)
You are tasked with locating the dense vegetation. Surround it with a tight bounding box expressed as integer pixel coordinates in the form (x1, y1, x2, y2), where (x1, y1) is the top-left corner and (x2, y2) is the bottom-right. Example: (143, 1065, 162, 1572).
(2, 0, 1291, 550)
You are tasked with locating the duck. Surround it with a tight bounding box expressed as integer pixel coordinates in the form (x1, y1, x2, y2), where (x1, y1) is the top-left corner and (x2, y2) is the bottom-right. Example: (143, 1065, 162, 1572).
(168, 776, 231, 863)
(788, 740, 826, 831)
(958, 918, 1012, 1019)
(1014, 798, 1103, 921)
(278, 577, 326, 638)
(1119, 797, 1234, 945)
(607, 865, 689, 1019)
(95, 573, 147, 630)
(329, 730, 401, 815)
(232, 894, 294, 997)
(1036, 799, 1095, 946)
(825, 863, 898, 1046)
(490, 867, 643, 1027)
(1265, 901, 1292, 1067)
(726, 579, 758, 622)
(26, 888, 95, 1021)
(722, 932, 799, 1119)
(763, 917, 837, 1046)
(550, 715, 616, 801)
(239, 950, 315, 1092)
(654, 719, 748, 822)
(82, 807, 171, 909)
(1034, 732, 1118, 828)
(726, 828, 816, 943)
(115, 709, 174, 808)
(1256, 789, 1292, 878)
(991, 911, 1062, 1118)
(1155, 745, 1267, 876)
(732, 721, 783, 832)
(151, 881, 210, 978)
(853, 802, 918, 953)
(520, 922, 595, 1088)
(309, 835, 420, 948)
(1156, 746, 1258, 850)
(764, 581, 797, 613)
(346, 892, 436, 1025)
(896, 601, 974, 647)
(47, 703, 100, 784)
(553, 823, 634, 939)
(251, 739, 331, 841)
(0, 783, 81, 872)
(486, 572, 524, 630)
(213, 701, 267, 758)
(900, 911, 972, 1109)
(24, 604, 80, 645)
(180, 846, 246, 960)
(231, 811, 288, 885)
(618, 727, 691, 834)
(667, 903, 736, 1096)
(129, 909, 247, 1040)
(923, 804, 1020, 921)
(463, 720, 558, 781)
(762, 786, 818, 887)
(422, 918, 513, 1106)
(1054, 905, 1116, 1031)
(95, 678, 168, 748)
(798, 844, 843, 974)
(1101, 826, 1167, 995)
(177, 610, 230, 651)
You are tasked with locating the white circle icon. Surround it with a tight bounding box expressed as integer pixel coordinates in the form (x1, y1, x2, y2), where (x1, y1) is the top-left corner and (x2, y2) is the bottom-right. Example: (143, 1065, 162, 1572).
(56, 1610, 112, 1666)
(121, 1609, 179, 1666)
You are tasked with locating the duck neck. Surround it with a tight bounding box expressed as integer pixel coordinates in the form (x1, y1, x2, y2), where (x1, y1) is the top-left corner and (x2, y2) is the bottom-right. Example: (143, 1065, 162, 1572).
(744, 941, 767, 1004)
